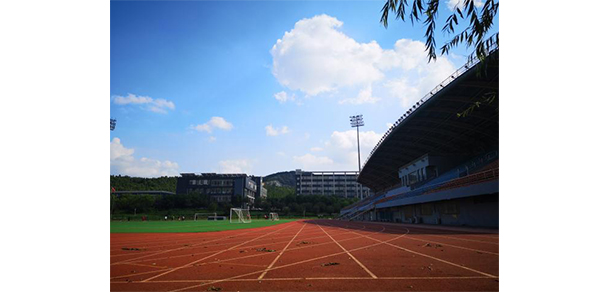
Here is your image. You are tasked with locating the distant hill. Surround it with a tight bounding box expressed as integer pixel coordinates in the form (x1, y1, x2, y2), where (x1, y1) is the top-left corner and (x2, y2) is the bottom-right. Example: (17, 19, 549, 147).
(263, 171, 296, 188)
(110, 175, 178, 192)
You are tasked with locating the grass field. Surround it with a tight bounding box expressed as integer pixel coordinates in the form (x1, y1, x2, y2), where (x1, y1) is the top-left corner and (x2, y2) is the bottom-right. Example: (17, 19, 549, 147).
(110, 219, 297, 233)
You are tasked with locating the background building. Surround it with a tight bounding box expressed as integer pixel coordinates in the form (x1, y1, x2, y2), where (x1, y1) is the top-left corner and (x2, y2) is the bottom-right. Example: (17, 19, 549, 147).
(341, 48, 499, 227)
(295, 169, 371, 198)
(176, 173, 266, 205)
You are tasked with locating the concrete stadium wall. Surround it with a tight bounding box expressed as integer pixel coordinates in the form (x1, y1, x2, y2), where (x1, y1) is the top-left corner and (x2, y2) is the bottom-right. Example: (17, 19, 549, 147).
(372, 193, 499, 228)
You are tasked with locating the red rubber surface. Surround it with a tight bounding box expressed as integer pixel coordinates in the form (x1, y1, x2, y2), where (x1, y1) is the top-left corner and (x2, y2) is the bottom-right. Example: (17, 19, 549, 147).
(111, 220, 499, 291)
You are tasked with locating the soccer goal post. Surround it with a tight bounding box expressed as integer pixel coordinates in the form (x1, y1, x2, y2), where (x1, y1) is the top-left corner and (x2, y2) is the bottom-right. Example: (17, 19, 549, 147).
(194, 213, 217, 221)
(269, 212, 279, 221)
(230, 208, 251, 223)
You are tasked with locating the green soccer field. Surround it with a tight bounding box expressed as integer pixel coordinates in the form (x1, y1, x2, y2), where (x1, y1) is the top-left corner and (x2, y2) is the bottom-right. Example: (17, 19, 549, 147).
(110, 219, 298, 233)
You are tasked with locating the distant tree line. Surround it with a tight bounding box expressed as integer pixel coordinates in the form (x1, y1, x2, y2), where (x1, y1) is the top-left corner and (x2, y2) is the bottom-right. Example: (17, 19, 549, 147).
(264, 184, 295, 199)
(110, 176, 359, 217)
(111, 175, 177, 193)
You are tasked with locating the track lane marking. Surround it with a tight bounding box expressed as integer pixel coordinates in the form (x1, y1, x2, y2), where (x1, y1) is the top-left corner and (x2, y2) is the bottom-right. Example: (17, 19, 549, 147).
(354, 221, 499, 241)
(258, 223, 307, 279)
(112, 226, 267, 265)
(317, 223, 378, 279)
(113, 275, 493, 283)
(347, 228, 498, 278)
(110, 225, 325, 253)
(111, 222, 305, 265)
(141, 221, 299, 282)
(110, 232, 368, 279)
(427, 234, 499, 245)
(398, 236, 499, 255)
(331, 221, 498, 254)
(167, 227, 407, 292)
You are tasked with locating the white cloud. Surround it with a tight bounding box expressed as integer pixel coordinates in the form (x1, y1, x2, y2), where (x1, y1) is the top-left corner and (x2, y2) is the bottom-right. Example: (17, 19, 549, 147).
(293, 129, 383, 171)
(265, 124, 290, 136)
(381, 39, 456, 107)
(271, 15, 456, 109)
(446, 0, 483, 10)
(271, 14, 385, 96)
(325, 129, 383, 169)
(110, 137, 179, 177)
(274, 91, 295, 103)
(112, 93, 175, 114)
(292, 153, 334, 169)
(339, 85, 380, 105)
(218, 159, 253, 173)
(209, 136, 217, 142)
(192, 116, 234, 133)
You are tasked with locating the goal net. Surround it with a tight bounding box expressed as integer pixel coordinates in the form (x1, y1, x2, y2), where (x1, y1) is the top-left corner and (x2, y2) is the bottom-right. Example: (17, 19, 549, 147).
(230, 208, 251, 223)
(269, 212, 279, 221)
(194, 213, 217, 221)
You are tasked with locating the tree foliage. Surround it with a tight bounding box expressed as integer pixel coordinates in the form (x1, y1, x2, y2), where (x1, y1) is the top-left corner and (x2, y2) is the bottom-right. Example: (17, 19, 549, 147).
(110, 175, 177, 193)
(110, 176, 357, 216)
(265, 184, 296, 199)
(380, 0, 498, 62)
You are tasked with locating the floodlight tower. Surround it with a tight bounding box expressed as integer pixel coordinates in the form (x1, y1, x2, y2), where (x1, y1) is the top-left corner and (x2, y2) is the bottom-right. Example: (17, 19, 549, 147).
(350, 115, 364, 200)
(110, 118, 117, 131)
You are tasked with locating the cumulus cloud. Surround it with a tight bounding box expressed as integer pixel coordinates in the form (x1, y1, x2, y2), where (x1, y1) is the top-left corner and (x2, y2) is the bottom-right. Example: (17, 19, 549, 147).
(271, 15, 456, 108)
(381, 39, 456, 107)
(446, 0, 483, 10)
(324, 130, 382, 168)
(271, 14, 384, 96)
(112, 93, 175, 114)
(192, 117, 234, 133)
(110, 137, 179, 177)
(339, 85, 380, 105)
(274, 91, 295, 103)
(265, 124, 290, 136)
(218, 159, 253, 173)
(292, 153, 334, 169)
(293, 129, 383, 170)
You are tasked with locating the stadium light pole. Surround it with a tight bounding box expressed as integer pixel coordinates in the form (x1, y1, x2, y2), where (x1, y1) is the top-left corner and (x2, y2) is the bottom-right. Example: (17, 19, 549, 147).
(350, 115, 364, 200)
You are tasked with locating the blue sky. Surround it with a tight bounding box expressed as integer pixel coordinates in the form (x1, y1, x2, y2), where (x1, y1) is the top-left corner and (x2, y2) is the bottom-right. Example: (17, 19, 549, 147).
(110, 0, 498, 177)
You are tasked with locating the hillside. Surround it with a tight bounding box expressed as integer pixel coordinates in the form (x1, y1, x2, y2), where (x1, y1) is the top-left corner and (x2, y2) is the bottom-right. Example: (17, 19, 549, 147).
(110, 175, 178, 192)
(263, 170, 296, 187)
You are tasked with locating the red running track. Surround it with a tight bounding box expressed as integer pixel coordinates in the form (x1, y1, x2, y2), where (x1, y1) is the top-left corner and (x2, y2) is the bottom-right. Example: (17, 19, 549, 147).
(111, 219, 499, 291)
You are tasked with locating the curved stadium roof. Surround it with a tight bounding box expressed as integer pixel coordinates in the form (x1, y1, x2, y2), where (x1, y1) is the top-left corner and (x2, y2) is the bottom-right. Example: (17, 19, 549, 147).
(358, 50, 499, 192)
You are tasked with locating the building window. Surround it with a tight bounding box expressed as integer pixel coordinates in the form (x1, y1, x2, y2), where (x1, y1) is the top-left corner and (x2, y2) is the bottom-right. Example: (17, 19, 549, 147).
(408, 171, 419, 185)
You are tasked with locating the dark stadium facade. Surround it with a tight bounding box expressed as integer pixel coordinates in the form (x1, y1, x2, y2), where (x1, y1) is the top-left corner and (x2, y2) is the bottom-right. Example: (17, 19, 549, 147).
(341, 48, 499, 228)
(176, 173, 267, 204)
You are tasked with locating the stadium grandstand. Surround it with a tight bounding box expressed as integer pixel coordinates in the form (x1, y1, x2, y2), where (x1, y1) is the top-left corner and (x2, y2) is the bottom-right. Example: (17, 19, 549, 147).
(340, 45, 499, 228)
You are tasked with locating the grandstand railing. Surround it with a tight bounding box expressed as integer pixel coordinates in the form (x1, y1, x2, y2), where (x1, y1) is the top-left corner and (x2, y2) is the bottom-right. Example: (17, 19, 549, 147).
(424, 167, 498, 195)
(344, 167, 499, 215)
(363, 41, 499, 167)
